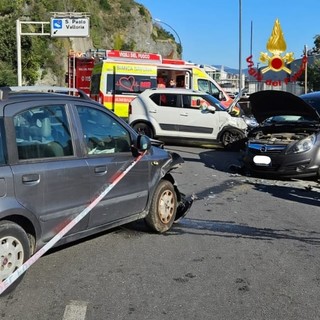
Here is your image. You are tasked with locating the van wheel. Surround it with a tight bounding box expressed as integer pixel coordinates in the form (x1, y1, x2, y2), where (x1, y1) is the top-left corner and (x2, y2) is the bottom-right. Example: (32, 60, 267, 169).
(221, 129, 245, 150)
(133, 122, 154, 139)
(0, 221, 31, 296)
(145, 180, 177, 233)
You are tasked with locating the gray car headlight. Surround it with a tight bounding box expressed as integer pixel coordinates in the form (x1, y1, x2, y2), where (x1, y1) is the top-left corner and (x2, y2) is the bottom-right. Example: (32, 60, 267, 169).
(287, 134, 316, 154)
(242, 116, 259, 128)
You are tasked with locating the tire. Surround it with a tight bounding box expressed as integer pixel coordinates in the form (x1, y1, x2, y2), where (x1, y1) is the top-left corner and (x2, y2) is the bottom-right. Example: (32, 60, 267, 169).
(145, 180, 177, 233)
(133, 122, 154, 139)
(221, 129, 246, 150)
(0, 221, 31, 296)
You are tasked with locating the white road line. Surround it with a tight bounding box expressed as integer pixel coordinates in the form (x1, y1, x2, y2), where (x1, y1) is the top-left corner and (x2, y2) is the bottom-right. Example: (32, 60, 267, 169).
(62, 300, 88, 320)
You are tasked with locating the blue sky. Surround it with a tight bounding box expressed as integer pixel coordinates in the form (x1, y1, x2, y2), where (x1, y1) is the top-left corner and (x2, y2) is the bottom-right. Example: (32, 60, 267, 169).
(136, 0, 319, 69)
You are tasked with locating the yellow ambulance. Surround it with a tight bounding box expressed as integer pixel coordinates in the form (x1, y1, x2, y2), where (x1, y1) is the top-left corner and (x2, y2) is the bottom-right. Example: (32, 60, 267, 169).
(90, 50, 233, 120)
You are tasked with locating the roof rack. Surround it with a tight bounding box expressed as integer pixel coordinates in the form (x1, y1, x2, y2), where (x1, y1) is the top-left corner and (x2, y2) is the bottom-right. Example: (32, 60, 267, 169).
(0, 86, 91, 101)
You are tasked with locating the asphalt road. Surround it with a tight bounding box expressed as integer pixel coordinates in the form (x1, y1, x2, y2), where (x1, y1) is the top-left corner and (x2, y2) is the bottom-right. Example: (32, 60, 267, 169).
(1, 145, 320, 320)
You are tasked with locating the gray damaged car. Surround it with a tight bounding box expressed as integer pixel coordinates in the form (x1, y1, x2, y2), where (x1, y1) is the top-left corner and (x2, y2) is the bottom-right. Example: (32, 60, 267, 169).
(0, 86, 192, 295)
(242, 90, 320, 179)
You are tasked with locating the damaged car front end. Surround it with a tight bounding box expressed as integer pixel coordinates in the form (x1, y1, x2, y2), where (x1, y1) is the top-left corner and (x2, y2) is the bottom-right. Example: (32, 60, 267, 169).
(242, 90, 320, 179)
(146, 138, 193, 230)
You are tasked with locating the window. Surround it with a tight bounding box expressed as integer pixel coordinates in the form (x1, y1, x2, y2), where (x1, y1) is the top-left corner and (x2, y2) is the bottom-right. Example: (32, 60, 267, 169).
(77, 106, 131, 155)
(14, 105, 73, 160)
(198, 79, 221, 100)
(182, 95, 207, 109)
(198, 79, 210, 93)
(150, 94, 179, 108)
(107, 74, 157, 94)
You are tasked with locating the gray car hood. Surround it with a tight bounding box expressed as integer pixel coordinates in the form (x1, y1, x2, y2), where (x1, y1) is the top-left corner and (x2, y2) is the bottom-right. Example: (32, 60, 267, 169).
(249, 90, 320, 123)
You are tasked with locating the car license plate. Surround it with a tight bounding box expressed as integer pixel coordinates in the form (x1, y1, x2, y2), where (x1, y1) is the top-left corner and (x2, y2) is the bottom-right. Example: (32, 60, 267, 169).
(253, 155, 271, 166)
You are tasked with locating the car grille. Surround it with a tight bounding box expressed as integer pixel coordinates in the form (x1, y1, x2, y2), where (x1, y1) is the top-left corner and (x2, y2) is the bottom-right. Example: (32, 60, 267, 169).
(248, 143, 286, 155)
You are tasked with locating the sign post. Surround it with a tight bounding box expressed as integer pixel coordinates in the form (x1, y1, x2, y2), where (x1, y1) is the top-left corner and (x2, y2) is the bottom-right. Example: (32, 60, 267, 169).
(16, 13, 90, 86)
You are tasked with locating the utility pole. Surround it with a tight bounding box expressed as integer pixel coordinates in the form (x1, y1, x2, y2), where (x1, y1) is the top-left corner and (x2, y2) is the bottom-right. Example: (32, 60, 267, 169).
(238, 0, 242, 92)
(304, 45, 308, 94)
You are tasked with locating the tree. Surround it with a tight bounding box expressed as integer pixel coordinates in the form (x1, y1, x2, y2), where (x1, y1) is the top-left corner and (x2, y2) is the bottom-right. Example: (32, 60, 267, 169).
(0, 62, 17, 86)
(297, 58, 320, 92)
(298, 35, 320, 91)
(314, 35, 320, 51)
(307, 58, 320, 91)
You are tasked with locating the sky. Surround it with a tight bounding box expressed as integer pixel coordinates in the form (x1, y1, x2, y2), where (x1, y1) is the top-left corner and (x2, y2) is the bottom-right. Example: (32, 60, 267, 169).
(136, 0, 319, 69)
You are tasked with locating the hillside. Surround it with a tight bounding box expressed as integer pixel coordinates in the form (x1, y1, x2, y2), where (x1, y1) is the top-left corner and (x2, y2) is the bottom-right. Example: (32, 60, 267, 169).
(0, 0, 180, 86)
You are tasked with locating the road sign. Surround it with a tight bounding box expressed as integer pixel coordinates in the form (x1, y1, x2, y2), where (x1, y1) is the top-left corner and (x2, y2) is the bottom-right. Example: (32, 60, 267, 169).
(50, 17, 89, 37)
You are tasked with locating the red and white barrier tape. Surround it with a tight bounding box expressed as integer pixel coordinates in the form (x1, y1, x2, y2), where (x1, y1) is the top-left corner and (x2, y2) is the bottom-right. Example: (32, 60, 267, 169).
(0, 151, 146, 295)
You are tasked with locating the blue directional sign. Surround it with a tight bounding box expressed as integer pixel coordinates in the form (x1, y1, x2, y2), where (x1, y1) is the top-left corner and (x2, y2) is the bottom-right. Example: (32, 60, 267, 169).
(50, 17, 89, 37)
(53, 19, 63, 29)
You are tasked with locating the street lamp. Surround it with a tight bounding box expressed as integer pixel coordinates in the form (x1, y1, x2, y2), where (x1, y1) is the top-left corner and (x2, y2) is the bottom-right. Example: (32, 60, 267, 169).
(238, 0, 242, 92)
(153, 18, 182, 58)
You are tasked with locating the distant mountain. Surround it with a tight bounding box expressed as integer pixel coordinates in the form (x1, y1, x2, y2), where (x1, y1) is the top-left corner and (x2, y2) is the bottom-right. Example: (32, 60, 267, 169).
(214, 65, 249, 76)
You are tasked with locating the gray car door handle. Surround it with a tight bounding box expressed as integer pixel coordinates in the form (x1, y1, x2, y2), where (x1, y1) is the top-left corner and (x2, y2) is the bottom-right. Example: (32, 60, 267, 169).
(22, 174, 40, 184)
(180, 112, 189, 116)
(94, 166, 107, 175)
(149, 109, 157, 113)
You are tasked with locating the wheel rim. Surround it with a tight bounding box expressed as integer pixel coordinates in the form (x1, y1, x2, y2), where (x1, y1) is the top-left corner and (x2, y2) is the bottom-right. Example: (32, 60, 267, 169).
(135, 125, 153, 138)
(158, 189, 175, 224)
(224, 131, 241, 145)
(0, 236, 25, 281)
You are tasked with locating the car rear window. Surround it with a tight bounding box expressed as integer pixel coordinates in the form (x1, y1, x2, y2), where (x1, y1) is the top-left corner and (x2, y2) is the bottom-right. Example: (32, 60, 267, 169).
(14, 105, 73, 160)
(150, 94, 179, 107)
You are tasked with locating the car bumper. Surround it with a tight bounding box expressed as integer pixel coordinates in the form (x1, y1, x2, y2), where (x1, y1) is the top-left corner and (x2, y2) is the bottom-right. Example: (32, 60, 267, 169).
(242, 148, 320, 178)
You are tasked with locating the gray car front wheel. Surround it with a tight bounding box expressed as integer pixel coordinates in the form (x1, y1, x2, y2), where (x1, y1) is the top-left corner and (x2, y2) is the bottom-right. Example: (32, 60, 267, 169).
(145, 180, 177, 233)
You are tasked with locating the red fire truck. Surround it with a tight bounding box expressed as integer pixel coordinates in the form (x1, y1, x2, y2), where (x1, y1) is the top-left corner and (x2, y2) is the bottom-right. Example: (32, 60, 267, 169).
(66, 50, 96, 95)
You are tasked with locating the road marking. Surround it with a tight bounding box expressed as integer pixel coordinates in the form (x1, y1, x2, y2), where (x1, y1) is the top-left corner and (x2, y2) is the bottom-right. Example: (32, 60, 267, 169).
(63, 300, 88, 320)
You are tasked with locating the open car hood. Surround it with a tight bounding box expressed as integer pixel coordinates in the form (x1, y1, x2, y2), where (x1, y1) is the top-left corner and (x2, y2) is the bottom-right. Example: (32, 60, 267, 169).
(226, 88, 245, 114)
(249, 90, 320, 123)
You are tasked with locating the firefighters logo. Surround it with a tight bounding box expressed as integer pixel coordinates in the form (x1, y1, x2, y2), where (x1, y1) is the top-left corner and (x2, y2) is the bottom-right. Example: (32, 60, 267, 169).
(259, 19, 294, 74)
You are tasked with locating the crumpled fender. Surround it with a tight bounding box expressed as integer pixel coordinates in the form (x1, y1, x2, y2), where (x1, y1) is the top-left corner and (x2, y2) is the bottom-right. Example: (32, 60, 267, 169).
(168, 151, 184, 168)
(174, 191, 193, 222)
(160, 151, 193, 222)
(160, 151, 184, 177)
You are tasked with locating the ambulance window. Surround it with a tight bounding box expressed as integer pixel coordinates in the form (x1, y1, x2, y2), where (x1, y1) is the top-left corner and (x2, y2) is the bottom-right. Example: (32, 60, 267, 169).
(198, 79, 221, 100)
(106, 75, 115, 93)
(208, 82, 221, 99)
(198, 79, 210, 93)
(176, 75, 185, 88)
(111, 75, 156, 94)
